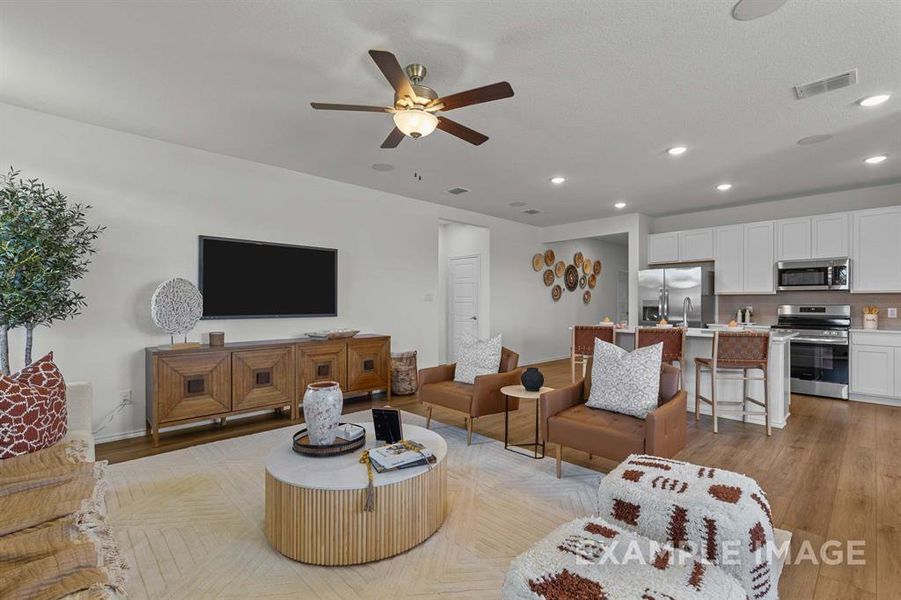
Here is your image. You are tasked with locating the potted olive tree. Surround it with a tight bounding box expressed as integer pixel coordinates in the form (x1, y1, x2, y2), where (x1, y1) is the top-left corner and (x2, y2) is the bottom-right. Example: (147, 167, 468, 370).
(0, 169, 104, 374)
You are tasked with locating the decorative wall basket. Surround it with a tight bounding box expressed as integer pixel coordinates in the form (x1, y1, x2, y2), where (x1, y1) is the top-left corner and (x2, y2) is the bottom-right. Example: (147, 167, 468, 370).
(573, 252, 583, 267)
(582, 258, 592, 274)
(564, 265, 579, 291)
(583, 291, 592, 304)
(579, 275, 587, 289)
(532, 254, 544, 271)
(551, 285, 562, 302)
(151, 277, 203, 348)
(543, 249, 555, 266)
(543, 269, 555, 286)
(555, 261, 565, 278)
(588, 274, 597, 289)
(593, 260, 602, 275)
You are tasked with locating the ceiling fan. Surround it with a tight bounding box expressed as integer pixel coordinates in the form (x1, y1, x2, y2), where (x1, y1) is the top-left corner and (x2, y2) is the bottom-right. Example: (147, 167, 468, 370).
(311, 49, 514, 148)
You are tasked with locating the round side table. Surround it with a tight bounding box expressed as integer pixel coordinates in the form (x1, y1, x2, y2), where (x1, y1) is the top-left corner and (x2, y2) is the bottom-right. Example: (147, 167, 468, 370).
(264, 422, 447, 565)
(500, 384, 553, 459)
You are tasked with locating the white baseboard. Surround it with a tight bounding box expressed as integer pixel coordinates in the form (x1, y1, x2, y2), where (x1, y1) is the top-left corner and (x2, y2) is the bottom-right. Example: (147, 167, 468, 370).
(849, 394, 901, 407)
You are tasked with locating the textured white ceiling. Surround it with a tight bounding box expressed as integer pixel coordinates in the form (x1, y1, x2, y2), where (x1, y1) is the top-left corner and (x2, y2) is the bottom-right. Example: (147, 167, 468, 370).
(1, 0, 899, 226)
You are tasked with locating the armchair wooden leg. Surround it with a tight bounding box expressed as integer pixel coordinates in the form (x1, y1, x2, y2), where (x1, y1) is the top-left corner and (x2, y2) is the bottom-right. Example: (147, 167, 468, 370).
(556, 445, 563, 479)
(467, 417, 474, 446)
(426, 406, 432, 429)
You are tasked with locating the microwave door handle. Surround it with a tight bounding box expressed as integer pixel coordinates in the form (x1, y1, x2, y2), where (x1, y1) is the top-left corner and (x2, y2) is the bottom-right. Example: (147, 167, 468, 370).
(827, 264, 834, 289)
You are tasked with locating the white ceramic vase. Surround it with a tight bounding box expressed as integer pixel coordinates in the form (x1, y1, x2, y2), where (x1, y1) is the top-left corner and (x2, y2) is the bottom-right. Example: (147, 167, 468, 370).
(303, 381, 343, 445)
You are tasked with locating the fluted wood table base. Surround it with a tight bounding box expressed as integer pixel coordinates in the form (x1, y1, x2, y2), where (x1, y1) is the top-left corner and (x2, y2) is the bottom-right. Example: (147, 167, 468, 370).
(265, 460, 447, 565)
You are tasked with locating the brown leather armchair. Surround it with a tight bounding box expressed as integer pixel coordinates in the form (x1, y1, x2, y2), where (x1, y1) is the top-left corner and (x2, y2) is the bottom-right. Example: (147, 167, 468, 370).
(418, 347, 522, 445)
(539, 363, 687, 478)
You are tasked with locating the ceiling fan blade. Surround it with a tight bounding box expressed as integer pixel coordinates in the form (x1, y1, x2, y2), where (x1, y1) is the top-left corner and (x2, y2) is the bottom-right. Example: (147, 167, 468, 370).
(368, 49, 415, 101)
(380, 127, 405, 148)
(310, 102, 391, 112)
(436, 117, 489, 145)
(431, 81, 514, 111)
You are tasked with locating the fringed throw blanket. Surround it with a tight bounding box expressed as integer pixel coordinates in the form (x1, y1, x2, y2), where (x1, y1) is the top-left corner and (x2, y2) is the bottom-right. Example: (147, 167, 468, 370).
(0, 441, 127, 600)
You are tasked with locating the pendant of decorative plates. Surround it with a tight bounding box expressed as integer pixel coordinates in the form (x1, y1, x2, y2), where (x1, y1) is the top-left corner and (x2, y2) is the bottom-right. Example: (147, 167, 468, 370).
(573, 252, 583, 267)
(583, 290, 592, 304)
(543, 269, 555, 286)
(588, 273, 597, 289)
(543, 249, 555, 266)
(579, 275, 587, 289)
(551, 284, 562, 302)
(593, 260, 602, 275)
(564, 265, 579, 291)
(532, 254, 544, 271)
(582, 258, 592, 274)
(554, 261, 565, 278)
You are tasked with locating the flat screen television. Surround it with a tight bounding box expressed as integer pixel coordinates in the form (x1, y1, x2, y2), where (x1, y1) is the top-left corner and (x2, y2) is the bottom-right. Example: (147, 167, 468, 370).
(199, 236, 337, 319)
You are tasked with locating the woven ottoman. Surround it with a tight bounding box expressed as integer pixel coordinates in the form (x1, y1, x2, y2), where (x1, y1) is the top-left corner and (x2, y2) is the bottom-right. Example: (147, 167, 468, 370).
(502, 517, 745, 599)
(597, 454, 778, 600)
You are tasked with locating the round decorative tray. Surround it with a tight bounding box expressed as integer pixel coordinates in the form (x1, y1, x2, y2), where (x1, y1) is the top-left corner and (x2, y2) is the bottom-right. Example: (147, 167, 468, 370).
(292, 423, 366, 457)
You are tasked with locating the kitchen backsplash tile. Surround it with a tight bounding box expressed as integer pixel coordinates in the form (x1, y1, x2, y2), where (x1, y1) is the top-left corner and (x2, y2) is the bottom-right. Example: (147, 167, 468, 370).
(718, 292, 901, 328)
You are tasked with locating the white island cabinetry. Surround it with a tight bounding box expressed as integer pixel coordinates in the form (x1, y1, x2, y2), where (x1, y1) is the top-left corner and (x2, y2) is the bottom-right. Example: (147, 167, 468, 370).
(850, 330, 901, 405)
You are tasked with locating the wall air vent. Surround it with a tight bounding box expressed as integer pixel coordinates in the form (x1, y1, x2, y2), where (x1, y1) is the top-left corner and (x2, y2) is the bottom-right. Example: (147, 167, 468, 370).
(794, 69, 857, 99)
(447, 187, 470, 195)
(522, 209, 541, 215)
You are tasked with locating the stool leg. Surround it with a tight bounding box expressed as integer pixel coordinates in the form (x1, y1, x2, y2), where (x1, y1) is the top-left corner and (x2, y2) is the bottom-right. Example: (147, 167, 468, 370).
(763, 368, 771, 436)
(466, 417, 474, 445)
(742, 368, 748, 424)
(426, 405, 432, 429)
(711, 366, 718, 434)
(571, 353, 576, 383)
(694, 363, 701, 421)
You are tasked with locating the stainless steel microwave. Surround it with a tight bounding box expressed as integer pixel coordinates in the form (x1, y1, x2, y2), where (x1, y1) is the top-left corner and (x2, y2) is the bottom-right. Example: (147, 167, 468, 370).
(775, 258, 850, 291)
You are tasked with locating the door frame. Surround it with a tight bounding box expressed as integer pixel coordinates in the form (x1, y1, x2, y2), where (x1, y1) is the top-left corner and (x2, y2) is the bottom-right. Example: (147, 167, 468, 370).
(447, 254, 482, 362)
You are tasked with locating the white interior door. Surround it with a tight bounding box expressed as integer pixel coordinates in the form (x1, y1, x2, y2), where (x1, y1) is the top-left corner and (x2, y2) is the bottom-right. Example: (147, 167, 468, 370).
(448, 255, 481, 361)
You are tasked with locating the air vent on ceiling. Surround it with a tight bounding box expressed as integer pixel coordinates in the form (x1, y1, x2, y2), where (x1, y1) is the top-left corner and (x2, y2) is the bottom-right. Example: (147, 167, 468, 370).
(447, 187, 470, 195)
(794, 69, 857, 99)
(522, 209, 541, 215)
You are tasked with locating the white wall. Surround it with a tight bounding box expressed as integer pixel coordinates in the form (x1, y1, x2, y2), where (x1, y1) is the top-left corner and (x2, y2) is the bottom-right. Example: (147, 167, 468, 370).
(0, 103, 550, 440)
(437, 221, 490, 362)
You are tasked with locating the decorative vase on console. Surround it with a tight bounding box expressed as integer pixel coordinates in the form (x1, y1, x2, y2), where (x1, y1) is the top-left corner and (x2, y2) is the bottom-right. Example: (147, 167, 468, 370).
(521, 367, 544, 392)
(303, 381, 343, 445)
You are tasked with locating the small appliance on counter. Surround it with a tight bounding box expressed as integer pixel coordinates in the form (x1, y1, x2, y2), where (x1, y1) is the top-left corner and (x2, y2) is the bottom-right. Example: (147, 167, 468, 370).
(638, 266, 715, 327)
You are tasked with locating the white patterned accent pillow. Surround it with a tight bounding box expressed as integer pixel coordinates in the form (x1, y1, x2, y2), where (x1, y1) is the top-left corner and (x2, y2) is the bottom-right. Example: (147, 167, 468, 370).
(585, 339, 662, 418)
(454, 333, 502, 385)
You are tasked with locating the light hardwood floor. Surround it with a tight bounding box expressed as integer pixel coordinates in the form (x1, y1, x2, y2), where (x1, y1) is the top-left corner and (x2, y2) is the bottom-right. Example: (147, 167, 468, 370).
(98, 358, 901, 599)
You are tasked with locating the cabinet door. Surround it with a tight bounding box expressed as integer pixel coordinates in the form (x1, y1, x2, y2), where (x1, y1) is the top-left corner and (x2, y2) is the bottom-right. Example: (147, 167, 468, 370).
(896, 348, 901, 399)
(232, 347, 294, 411)
(156, 352, 231, 423)
(743, 221, 775, 293)
(297, 342, 347, 393)
(678, 228, 715, 261)
(346, 339, 390, 392)
(852, 208, 901, 292)
(851, 344, 895, 397)
(775, 218, 811, 261)
(714, 225, 743, 294)
(811, 213, 849, 259)
(648, 232, 679, 264)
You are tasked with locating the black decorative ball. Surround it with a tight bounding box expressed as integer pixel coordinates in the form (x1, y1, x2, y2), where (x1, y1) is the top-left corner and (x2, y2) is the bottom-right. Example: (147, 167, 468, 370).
(521, 367, 544, 392)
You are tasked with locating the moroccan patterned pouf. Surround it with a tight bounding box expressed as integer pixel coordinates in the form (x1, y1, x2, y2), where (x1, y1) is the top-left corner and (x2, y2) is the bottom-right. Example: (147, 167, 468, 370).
(502, 517, 746, 599)
(597, 454, 778, 600)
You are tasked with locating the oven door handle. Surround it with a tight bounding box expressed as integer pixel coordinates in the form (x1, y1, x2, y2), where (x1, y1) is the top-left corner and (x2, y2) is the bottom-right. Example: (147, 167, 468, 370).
(790, 337, 849, 345)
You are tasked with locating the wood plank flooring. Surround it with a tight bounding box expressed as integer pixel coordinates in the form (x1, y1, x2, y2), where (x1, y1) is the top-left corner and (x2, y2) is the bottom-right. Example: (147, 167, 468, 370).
(97, 358, 901, 599)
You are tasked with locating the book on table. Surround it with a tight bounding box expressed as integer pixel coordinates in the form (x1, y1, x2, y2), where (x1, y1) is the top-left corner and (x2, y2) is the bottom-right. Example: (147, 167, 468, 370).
(368, 441, 436, 473)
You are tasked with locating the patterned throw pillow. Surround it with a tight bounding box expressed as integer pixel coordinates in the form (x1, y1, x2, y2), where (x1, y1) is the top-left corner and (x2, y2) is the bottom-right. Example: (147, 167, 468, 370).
(0, 352, 68, 459)
(454, 333, 502, 385)
(585, 339, 662, 418)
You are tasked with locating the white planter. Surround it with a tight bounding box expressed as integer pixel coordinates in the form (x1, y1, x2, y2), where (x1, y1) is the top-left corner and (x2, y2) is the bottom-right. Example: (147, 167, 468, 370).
(302, 381, 343, 445)
(863, 314, 879, 330)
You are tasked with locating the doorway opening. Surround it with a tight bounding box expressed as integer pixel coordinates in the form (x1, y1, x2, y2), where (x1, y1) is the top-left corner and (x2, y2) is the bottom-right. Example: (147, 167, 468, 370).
(438, 221, 490, 363)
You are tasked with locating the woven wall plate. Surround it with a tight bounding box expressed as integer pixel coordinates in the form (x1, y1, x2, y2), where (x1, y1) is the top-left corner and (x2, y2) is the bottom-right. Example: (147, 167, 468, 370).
(583, 290, 592, 304)
(588, 273, 597, 289)
(551, 284, 562, 302)
(579, 275, 587, 289)
(543, 269, 555, 286)
(531, 254, 544, 271)
(554, 261, 565, 277)
(564, 265, 579, 291)
(573, 252, 583, 267)
(543, 249, 555, 266)
(593, 260, 602, 275)
(582, 258, 592, 274)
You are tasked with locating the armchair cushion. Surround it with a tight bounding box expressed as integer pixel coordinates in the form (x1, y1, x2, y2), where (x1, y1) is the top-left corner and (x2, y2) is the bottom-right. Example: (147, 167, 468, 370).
(586, 340, 662, 419)
(453, 333, 502, 384)
(419, 380, 473, 414)
(548, 404, 646, 460)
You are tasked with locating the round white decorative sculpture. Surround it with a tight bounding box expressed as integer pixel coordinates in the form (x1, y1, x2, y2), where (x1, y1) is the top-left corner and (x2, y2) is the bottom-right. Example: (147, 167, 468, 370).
(151, 277, 203, 342)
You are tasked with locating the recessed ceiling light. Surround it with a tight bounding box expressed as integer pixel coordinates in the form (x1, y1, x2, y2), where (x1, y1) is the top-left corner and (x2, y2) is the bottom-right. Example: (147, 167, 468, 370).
(859, 94, 891, 107)
(549, 176, 566, 185)
(509, 201, 527, 207)
(716, 183, 733, 191)
(864, 155, 888, 165)
(797, 134, 833, 146)
(614, 201, 627, 209)
(667, 146, 688, 156)
(732, 0, 787, 21)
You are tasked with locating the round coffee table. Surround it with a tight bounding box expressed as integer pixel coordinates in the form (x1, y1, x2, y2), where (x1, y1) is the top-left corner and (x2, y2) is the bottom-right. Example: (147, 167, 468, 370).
(264, 422, 447, 565)
(501, 384, 553, 459)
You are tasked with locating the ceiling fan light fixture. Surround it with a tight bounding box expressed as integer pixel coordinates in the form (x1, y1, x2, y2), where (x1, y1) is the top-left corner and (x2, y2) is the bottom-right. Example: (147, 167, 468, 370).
(393, 108, 438, 138)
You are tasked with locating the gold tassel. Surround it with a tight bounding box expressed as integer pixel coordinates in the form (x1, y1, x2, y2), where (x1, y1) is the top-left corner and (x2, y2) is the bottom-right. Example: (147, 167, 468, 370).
(359, 450, 375, 512)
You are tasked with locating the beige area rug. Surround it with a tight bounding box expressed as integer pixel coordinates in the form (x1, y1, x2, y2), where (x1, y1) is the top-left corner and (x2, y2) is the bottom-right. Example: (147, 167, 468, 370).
(105, 410, 601, 599)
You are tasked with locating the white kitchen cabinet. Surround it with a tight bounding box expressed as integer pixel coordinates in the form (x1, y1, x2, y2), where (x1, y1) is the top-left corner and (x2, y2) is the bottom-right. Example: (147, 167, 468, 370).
(851, 344, 895, 398)
(811, 212, 849, 259)
(896, 348, 901, 399)
(775, 218, 811, 261)
(743, 221, 775, 293)
(852, 207, 901, 292)
(678, 228, 715, 262)
(714, 225, 744, 294)
(648, 232, 679, 264)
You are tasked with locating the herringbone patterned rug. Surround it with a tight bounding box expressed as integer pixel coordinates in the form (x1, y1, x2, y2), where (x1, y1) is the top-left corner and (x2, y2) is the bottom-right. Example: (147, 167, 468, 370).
(106, 410, 601, 599)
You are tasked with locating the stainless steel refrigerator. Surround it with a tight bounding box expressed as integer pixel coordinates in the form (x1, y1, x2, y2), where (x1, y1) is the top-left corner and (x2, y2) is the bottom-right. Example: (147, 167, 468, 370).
(638, 266, 715, 327)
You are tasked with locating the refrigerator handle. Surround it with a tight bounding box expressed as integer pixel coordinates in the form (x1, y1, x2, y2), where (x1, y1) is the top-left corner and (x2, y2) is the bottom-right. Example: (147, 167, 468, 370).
(658, 287, 663, 320)
(663, 289, 669, 319)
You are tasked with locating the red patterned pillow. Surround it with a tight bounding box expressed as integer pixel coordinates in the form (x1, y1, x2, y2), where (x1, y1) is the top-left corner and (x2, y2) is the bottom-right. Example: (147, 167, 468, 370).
(0, 352, 67, 459)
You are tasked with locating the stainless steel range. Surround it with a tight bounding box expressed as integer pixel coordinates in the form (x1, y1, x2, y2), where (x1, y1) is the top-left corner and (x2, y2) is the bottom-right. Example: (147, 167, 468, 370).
(772, 304, 850, 400)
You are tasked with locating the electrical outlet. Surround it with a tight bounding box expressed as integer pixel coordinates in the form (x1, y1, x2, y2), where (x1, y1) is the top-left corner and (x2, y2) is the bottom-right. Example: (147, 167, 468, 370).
(888, 308, 898, 319)
(119, 390, 132, 405)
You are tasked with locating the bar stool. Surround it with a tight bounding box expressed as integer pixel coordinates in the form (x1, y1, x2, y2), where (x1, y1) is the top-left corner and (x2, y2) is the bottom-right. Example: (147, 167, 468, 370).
(571, 325, 615, 382)
(636, 327, 687, 389)
(694, 330, 771, 436)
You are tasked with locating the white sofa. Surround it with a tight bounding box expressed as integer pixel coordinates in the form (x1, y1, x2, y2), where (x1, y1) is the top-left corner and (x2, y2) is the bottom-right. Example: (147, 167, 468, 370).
(63, 381, 95, 461)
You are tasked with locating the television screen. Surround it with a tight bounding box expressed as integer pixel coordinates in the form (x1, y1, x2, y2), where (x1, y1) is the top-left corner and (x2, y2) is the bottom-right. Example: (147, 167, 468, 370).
(199, 236, 337, 318)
